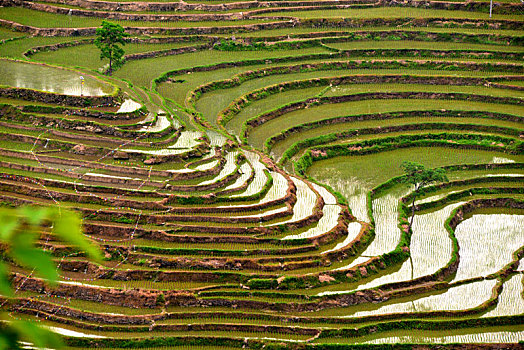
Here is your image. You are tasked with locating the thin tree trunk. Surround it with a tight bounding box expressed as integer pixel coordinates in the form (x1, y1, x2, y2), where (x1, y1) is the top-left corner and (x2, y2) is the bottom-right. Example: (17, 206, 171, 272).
(409, 194, 416, 230)
(408, 185, 420, 231)
(108, 48, 113, 75)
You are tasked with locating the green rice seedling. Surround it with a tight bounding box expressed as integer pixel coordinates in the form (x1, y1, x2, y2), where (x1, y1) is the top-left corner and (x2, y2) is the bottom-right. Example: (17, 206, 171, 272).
(322, 83, 524, 99)
(229, 86, 325, 137)
(0, 36, 82, 59)
(325, 40, 524, 52)
(248, 99, 524, 150)
(117, 47, 330, 88)
(260, 8, 523, 20)
(0, 7, 274, 28)
(32, 41, 208, 70)
(0, 27, 25, 41)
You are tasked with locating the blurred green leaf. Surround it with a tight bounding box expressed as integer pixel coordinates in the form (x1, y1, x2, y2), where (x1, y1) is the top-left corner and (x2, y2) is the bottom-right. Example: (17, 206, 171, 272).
(0, 319, 21, 350)
(50, 209, 102, 262)
(0, 210, 19, 241)
(11, 233, 58, 284)
(0, 336, 11, 350)
(19, 206, 48, 227)
(0, 262, 13, 297)
(0, 205, 100, 350)
(11, 320, 63, 349)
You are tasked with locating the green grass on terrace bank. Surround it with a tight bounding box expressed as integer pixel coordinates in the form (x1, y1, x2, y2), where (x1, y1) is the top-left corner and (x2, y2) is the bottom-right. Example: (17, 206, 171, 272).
(30, 41, 208, 70)
(0, 7, 278, 28)
(258, 7, 524, 20)
(247, 99, 524, 149)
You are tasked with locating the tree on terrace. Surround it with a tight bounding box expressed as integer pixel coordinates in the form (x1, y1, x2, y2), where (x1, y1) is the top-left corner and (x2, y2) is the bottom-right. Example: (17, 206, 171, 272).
(94, 21, 129, 75)
(400, 161, 448, 230)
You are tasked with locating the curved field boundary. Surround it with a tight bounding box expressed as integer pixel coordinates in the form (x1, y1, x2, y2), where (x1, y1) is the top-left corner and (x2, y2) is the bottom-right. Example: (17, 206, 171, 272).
(6, 0, 523, 21)
(242, 92, 524, 143)
(8, 197, 522, 311)
(213, 73, 524, 128)
(17, 0, 522, 14)
(1, 16, 522, 36)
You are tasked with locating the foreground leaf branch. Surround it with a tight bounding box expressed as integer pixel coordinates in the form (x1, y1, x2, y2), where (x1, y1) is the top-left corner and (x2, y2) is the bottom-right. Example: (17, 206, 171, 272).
(0, 206, 102, 350)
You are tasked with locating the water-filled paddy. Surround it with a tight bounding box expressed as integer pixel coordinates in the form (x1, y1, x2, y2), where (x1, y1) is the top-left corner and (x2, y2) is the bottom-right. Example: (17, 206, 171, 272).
(162, 64, 523, 111)
(325, 40, 524, 52)
(263, 7, 522, 20)
(343, 279, 496, 316)
(358, 202, 463, 290)
(282, 205, 341, 240)
(320, 202, 465, 295)
(308, 147, 524, 221)
(32, 41, 207, 70)
(270, 115, 524, 161)
(275, 177, 316, 224)
(2, 1, 524, 346)
(116, 47, 330, 88)
(201, 78, 524, 128)
(359, 327, 524, 344)
(452, 214, 524, 282)
(482, 274, 524, 317)
(248, 99, 524, 149)
(0, 59, 113, 96)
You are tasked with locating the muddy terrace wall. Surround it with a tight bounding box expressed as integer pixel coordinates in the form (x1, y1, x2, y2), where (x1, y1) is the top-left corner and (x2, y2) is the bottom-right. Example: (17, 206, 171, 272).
(0, 86, 120, 107)
(3, 0, 521, 17)
(1, 16, 522, 37)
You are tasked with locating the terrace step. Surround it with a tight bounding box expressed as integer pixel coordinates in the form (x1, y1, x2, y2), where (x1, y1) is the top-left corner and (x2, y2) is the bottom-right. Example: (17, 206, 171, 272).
(1, 2, 523, 346)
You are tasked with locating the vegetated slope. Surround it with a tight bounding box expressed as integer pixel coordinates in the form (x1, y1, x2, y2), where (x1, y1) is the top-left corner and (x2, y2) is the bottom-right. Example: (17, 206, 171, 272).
(0, 0, 523, 348)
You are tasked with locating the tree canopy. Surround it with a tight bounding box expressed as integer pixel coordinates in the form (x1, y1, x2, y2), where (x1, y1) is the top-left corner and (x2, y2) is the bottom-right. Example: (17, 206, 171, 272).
(400, 161, 448, 192)
(94, 21, 129, 75)
(400, 161, 449, 229)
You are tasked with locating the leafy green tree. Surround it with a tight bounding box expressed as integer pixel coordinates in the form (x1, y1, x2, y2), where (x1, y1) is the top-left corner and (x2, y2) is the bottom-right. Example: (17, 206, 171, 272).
(94, 21, 129, 75)
(400, 161, 449, 230)
(0, 206, 101, 349)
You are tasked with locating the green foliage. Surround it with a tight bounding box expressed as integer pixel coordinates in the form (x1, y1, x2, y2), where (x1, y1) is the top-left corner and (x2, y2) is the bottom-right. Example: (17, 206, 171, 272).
(246, 278, 278, 289)
(277, 276, 307, 290)
(400, 161, 448, 229)
(156, 293, 166, 306)
(111, 215, 135, 224)
(213, 38, 320, 52)
(399, 161, 449, 192)
(94, 21, 129, 75)
(0, 206, 101, 349)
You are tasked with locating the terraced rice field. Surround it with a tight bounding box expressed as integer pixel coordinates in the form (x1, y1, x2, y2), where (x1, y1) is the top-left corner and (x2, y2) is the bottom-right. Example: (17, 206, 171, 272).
(0, 0, 523, 348)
